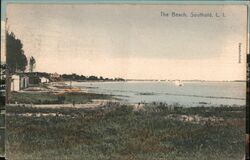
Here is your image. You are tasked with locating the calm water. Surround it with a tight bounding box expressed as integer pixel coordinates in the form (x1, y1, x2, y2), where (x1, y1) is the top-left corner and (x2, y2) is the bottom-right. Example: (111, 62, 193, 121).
(71, 81, 246, 106)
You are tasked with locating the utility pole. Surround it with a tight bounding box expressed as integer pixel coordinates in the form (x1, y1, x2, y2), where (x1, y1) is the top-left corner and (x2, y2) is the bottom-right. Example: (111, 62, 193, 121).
(5, 18, 11, 104)
(0, 17, 8, 158)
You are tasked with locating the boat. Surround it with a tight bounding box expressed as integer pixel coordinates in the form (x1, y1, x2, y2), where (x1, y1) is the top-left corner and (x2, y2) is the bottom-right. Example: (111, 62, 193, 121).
(173, 80, 184, 86)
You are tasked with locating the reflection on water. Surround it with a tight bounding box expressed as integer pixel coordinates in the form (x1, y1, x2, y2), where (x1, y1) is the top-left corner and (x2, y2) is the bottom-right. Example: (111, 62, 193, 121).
(71, 81, 246, 106)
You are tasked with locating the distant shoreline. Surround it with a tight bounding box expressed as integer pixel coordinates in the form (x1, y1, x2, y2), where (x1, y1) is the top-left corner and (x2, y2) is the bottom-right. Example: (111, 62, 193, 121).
(125, 79, 246, 82)
(16, 71, 245, 83)
(72, 79, 246, 83)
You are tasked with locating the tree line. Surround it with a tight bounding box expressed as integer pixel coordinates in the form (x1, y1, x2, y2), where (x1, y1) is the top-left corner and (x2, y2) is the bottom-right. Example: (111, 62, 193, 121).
(61, 74, 125, 81)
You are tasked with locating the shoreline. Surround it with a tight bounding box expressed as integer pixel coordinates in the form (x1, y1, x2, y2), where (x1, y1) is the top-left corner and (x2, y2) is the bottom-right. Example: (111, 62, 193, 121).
(8, 81, 245, 107)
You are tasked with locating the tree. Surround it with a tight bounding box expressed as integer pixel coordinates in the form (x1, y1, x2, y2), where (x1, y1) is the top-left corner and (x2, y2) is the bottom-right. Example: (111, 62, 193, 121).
(6, 32, 27, 73)
(29, 56, 36, 72)
(88, 76, 98, 80)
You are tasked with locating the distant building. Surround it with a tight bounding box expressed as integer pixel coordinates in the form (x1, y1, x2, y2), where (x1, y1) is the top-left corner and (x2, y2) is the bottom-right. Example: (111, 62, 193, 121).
(10, 75, 29, 91)
(29, 76, 41, 86)
(51, 72, 60, 78)
(20, 76, 29, 89)
(50, 72, 61, 81)
(10, 75, 20, 91)
(41, 77, 49, 83)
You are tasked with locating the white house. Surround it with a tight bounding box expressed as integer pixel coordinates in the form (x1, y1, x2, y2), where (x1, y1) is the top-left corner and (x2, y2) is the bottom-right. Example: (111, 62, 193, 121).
(41, 77, 49, 83)
(11, 75, 20, 91)
(20, 76, 29, 89)
(11, 75, 29, 91)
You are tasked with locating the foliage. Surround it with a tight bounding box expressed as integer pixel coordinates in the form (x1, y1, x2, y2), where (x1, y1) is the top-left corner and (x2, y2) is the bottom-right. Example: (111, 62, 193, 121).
(29, 56, 36, 72)
(6, 105, 245, 160)
(6, 32, 27, 73)
(61, 73, 125, 82)
(9, 92, 113, 104)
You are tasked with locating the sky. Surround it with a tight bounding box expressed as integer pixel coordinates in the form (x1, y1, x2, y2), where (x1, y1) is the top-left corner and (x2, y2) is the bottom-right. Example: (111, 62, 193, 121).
(2, 4, 248, 80)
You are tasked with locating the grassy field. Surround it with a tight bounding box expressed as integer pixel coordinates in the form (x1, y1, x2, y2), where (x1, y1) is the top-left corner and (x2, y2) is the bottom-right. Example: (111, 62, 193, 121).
(0, 102, 5, 156)
(5, 104, 245, 160)
(9, 92, 113, 104)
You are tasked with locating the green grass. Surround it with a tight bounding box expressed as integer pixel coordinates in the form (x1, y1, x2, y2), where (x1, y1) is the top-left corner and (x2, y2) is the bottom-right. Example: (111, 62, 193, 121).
(9, 92, 113, 104)
(0, 128, 5, 156)
(6, 105, 245, 160)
